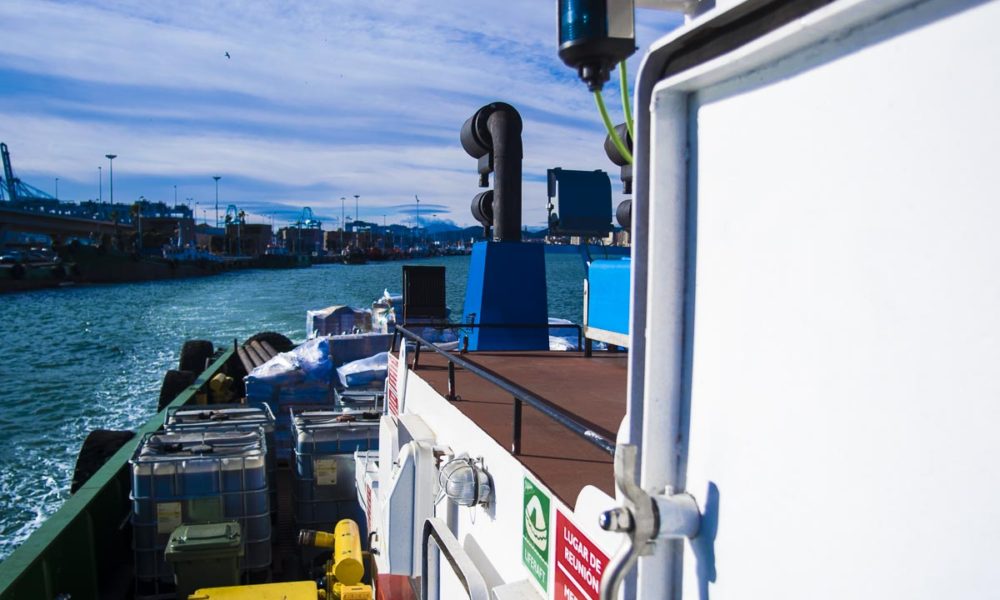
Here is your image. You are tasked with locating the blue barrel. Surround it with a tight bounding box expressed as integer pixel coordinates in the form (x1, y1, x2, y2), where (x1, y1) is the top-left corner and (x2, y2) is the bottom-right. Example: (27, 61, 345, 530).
(291, 409, 379, 572)
(130, 429, 271, 593)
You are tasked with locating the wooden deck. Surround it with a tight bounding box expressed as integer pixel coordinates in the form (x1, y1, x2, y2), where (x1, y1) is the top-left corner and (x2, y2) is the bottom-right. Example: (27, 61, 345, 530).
(409, 350, 627, 507)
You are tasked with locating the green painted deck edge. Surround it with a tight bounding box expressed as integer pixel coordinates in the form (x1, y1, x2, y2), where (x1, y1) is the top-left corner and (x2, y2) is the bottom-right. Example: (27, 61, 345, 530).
(0, 348, 236, 600)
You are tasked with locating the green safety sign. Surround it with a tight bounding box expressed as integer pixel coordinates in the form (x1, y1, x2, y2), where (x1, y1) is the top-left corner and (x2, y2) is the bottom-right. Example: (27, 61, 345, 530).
(522, 477, 551, 590)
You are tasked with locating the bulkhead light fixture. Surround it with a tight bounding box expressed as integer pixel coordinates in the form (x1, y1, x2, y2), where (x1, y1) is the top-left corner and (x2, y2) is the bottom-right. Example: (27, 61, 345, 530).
(438, 456, 492, 507)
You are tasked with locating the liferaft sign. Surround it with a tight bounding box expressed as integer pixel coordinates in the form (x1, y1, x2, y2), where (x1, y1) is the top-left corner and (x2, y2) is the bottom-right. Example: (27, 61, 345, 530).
(554, 510, 609, 600)
(522, 477, 551, 590)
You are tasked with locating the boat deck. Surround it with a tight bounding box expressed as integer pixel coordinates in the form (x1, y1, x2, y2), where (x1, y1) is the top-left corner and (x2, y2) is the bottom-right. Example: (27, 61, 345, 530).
(409, 349, 627, 507)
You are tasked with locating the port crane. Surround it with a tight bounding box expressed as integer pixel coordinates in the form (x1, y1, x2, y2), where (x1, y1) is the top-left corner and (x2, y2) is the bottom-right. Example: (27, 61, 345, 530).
(294, 206, 322, 229)
(223, 204, 245, 226)
(290, 206, 322, 255)
(224, 204, 247, 256)
(0, 142, 57, 203)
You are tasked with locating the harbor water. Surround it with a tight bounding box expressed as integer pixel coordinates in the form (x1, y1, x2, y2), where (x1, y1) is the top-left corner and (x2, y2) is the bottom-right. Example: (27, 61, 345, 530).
(0, 253, 585, 560)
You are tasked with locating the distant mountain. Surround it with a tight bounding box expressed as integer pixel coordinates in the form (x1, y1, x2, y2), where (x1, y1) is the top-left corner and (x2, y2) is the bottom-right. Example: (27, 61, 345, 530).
(423, 220, 462, 234)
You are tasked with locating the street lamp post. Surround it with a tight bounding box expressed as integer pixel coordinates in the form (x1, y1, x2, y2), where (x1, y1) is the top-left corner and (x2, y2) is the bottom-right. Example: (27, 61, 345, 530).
(354, 194, 359, 222)
(136, 196, 145, 252)
(55, 177, 59, 200)
(415, 194, 420, 246)
(98, 166, 102, 203)
(340, 197, 346, 249)
(105, 154, 117, 206)
(237, 210, 243, 257)
(184, 198, 194, 246)
(213, 176, 221, 228)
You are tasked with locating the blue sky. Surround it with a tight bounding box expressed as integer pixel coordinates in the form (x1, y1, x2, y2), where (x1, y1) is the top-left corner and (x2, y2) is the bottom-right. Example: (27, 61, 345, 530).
(0, 1, 681, 229)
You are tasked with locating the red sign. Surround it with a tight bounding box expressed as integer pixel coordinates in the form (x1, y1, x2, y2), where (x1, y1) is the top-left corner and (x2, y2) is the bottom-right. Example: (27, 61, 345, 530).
(554, 510, 608, 600)
(387, 352, 399, 415)
(365, 482, 373, 531)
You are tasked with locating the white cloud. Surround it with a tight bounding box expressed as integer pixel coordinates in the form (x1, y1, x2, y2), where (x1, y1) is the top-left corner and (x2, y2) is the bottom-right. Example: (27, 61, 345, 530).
(0, 1, 681, 226)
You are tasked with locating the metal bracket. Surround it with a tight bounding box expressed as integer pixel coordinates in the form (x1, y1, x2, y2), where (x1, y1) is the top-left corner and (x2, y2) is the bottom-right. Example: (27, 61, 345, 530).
(599, 444, 701, 600)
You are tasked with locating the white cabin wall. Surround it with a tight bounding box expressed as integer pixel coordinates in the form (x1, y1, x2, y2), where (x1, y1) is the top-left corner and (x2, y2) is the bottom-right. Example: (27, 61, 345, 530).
(401, 372, 617, 599)
(667, 1, 1000, 597)
(403, 375, 543, 598)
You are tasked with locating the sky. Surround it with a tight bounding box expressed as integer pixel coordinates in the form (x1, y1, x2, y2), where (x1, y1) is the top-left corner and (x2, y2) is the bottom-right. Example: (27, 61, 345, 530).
(0, 1, 682, 230)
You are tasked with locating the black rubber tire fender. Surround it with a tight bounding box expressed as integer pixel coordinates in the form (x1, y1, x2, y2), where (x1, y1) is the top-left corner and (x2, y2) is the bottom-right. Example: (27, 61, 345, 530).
(158, 368, 197, 411)
(10, 263, 25, 280)
(178, 339, 215, 373)
(70, 429, 135, 494)
(246, 331, 294, 353)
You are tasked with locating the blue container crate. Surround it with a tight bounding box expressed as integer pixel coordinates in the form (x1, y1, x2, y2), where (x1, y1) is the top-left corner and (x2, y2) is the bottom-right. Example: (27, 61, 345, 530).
(165, 404, 275, 450)
(130, 429, 271, 591)
(335, 388, 385, 409)
(165, 403, 277, 513)
(247, 386, 334, 464)
(291, 410, 379, 572)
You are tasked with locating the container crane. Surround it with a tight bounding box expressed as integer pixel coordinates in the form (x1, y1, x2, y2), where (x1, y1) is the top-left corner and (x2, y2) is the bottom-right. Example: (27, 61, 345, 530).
(224, 204, 246, 256)
(292, 207, 322, 255)
(295, 206, 322, 229)
(223, 204, 244, 225)
(0, 143, 57, 203)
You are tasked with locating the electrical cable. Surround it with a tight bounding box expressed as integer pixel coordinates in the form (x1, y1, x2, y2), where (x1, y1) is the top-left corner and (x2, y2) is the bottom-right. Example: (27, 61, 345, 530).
(620, 60, 634, 140)
(595, 90, 633, 164)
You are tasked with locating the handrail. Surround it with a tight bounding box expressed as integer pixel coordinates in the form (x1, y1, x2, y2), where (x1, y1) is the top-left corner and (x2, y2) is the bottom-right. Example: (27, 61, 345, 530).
(403, 320, 584, 351)
(421, 518, 490, 600)
(394, 325, 616, 456)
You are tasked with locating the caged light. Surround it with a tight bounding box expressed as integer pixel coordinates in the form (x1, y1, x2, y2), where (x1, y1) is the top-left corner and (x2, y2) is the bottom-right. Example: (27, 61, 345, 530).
(438, 456, 492, 507)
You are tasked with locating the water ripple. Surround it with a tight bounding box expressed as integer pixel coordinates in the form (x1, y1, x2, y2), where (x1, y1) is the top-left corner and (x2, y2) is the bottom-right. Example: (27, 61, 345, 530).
(0, 254, 583, 560)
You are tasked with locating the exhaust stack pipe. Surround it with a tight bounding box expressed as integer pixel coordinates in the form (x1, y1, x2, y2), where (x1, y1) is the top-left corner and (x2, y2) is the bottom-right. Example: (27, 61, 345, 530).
(460, 102, 523, 242)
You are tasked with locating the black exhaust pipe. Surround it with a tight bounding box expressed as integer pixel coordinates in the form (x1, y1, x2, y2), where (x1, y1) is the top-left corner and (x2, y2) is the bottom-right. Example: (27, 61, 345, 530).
(460, 102, 523, 242)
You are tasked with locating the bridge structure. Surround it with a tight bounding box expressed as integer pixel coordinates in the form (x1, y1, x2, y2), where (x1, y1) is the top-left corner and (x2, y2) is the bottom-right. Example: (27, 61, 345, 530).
(0, 142, 138, 251)
(0, 205, 133, 250)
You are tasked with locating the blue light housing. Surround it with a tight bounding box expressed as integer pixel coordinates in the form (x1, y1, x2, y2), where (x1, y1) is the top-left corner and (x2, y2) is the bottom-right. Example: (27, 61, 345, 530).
(557, 0, 636, 91)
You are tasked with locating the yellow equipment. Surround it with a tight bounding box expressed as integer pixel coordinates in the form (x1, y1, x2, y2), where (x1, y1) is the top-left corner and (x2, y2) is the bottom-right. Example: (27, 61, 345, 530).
(208, 373, 236, 403)
(191, 519, 372, 600)
(330, 583, 371, 600)
(187, 581, 318, 599)
(299, 519, 372, 599)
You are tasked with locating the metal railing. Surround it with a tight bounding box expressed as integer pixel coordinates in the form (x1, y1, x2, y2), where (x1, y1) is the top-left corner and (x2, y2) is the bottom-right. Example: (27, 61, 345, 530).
(422, 518, 490, 600)
(401, 320, 584, 352)
(392, 325, 615, 457)
(398, 321, 584, 368)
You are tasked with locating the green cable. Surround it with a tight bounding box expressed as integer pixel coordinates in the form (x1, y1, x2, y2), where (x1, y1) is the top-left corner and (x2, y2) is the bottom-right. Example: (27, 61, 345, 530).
(620, 60, 634, 140)
(595, 89, 633, 164)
